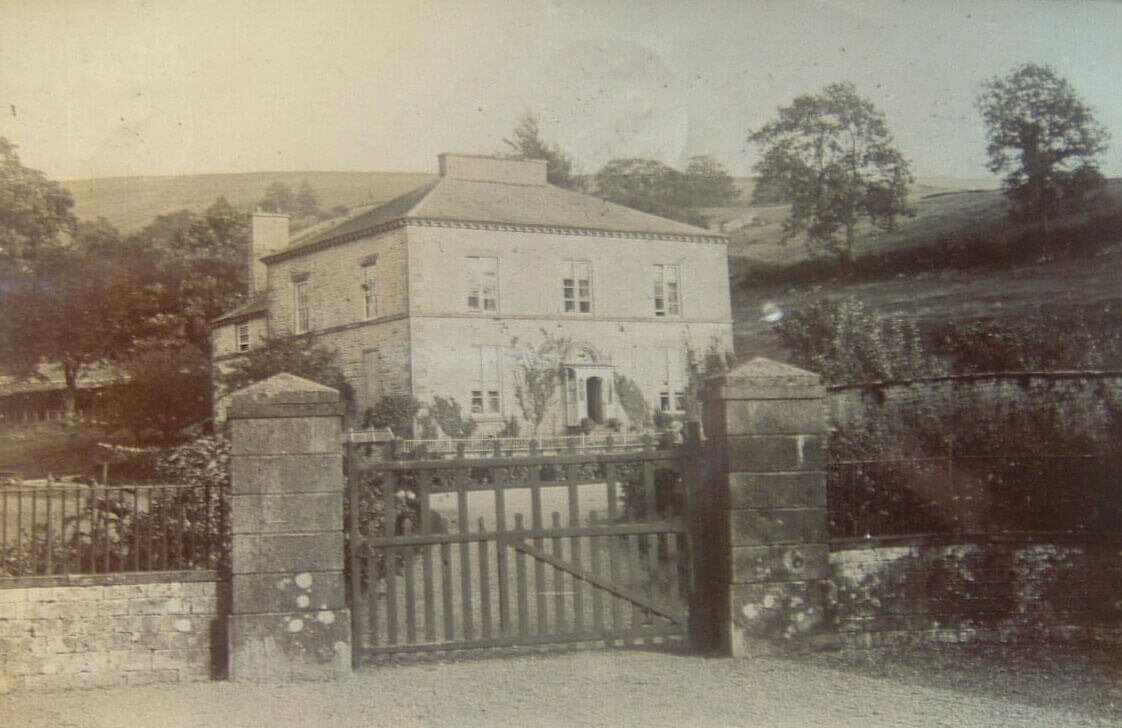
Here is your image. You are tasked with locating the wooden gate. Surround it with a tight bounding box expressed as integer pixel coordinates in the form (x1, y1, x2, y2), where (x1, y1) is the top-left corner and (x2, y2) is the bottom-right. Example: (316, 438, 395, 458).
(346, 435, 700, 660)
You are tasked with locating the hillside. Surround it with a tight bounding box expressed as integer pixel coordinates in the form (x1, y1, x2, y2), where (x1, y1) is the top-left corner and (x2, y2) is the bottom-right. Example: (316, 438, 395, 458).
(63, 171, 437, 231)
(731, 180, 1122, 366)
(63, 168, 994, 234)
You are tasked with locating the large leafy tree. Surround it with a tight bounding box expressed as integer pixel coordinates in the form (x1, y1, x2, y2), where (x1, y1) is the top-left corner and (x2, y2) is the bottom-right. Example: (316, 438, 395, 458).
(502, 114, 583, 190)
(749, 82, 913, 260)
(257, 180, 325, 230)
(977, 63, 1110, 233)
(0, 220, 137, 418)
(125, 198, 249, 353)
(0, 138, 76, 270)
(593, 155, 738, 226)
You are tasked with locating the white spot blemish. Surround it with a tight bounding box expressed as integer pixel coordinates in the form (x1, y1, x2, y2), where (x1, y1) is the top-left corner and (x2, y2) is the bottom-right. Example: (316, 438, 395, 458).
(317, 610, 336, 625)
(296, 595, 310, 608)
(287, 618, 304, 633)
(294, 572, 313, 590)
(275, 577, 290, 590)
(762, 595, 776, 609)
(174, 619, 193, 632)
(742, 604, 759, 619)
(41, 662, 58, 675)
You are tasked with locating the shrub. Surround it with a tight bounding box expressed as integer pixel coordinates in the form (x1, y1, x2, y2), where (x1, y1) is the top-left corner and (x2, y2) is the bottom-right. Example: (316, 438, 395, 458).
(774, 297, 944, 385)
(931, 307, 1114, 373)
(614, 373, 650, 429)
(423, 396, 477, 438)
(363, 394, 421, 437)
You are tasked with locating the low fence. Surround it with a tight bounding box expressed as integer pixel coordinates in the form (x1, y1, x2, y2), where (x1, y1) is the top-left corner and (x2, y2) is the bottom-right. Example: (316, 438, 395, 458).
(0, 482, 223, 578)
(362, 431, 655, 460)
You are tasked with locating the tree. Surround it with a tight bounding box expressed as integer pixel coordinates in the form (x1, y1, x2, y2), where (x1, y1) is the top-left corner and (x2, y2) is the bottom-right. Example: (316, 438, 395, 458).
(125, 198, 248, 354)
(0, 137, 75, 270)
(0, 221, 136, 418)
(509, 330, 570, 434)
(977, 63, 1110, 234)
(593, 155, 738, 226)
(295, 180, 321, 220)
(216, 334, 353, 405)
(502, 114, 583, 190)
(257, 180, 325, 231)
(749, 82, 914, 261)
(107, 344, 212, 442)
(258, 182, 296, 215)
(679, 155, 740, 210)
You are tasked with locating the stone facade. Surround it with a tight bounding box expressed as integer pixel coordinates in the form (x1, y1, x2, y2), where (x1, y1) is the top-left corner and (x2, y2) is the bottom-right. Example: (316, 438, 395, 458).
(0, 575, 220, 693)
(212, 154, 734, 433)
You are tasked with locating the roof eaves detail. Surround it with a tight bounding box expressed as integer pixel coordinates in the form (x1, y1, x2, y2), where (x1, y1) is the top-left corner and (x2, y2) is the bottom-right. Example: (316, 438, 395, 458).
(264, 217, 726, 264)
(407, 218, 727, 243)
(262, 219, 409, 263)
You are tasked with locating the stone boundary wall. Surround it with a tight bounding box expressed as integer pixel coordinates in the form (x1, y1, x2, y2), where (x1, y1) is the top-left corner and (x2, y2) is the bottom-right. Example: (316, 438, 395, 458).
(829, 535, 1122, 647)
(0, 572, 221, 693)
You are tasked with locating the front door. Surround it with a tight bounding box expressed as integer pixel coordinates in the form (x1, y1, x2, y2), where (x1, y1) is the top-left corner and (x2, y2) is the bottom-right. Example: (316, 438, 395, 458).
(586, 376, 603, 424)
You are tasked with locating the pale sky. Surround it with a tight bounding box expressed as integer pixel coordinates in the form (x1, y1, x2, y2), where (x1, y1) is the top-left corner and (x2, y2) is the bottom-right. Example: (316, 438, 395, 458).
(1, 0, 1120, 182)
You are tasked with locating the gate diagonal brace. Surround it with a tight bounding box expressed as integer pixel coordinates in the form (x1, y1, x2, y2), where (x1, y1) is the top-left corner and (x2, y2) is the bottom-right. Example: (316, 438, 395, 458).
(503, 537, 686, 625)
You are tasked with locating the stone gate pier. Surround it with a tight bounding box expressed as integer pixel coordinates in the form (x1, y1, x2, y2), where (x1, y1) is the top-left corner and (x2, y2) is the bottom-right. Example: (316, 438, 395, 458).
(226, 373, 352, 679)
(701, 358, 831, 655)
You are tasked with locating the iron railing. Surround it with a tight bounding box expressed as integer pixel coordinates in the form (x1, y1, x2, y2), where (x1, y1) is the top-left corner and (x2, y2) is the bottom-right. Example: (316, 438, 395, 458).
(0, 482, 223, 578)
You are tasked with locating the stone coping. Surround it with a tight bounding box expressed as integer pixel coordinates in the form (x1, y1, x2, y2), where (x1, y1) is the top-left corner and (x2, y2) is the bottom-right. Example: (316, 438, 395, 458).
(830, 531, 1122, 551)
(0, 569, 220, 590)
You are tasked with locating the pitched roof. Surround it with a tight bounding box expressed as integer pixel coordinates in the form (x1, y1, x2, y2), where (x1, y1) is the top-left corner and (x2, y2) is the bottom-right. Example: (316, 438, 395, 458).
(212, 291, 268, 325)
(265, 172, 723, 261)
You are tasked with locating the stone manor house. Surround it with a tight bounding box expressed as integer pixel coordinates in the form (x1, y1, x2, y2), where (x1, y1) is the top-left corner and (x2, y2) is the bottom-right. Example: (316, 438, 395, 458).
(212, 154, 733, 435)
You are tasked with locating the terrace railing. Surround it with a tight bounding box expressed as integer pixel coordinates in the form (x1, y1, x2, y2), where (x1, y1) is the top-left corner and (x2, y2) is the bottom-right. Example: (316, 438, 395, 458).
(349, 430, 658, 459)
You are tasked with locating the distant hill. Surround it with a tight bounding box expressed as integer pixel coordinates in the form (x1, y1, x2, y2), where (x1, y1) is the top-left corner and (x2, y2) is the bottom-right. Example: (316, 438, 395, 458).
(62, 171, 438, 232)
(62, 169, 1000, 234)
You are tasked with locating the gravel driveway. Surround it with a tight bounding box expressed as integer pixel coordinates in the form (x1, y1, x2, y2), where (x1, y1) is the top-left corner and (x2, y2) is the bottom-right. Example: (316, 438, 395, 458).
(3, 644, 1119, 728)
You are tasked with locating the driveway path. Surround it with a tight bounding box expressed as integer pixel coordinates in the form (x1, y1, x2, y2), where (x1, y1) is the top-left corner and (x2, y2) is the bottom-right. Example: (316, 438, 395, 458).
(3, 649, 1119, 727)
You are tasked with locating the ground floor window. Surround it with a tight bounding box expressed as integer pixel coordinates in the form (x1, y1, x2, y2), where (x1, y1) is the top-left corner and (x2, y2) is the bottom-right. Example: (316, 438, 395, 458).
(471, 345, 502, 415)
(659, 390, 686, 413)
(471, 389, 501, 414)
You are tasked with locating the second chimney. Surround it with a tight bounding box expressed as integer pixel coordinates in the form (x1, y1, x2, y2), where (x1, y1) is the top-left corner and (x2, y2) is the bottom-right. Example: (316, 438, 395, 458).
(249, 212, 289, 293)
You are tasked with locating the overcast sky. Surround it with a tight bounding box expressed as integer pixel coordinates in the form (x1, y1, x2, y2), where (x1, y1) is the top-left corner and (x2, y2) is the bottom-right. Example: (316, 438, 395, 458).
(1, 0, 1120, 182)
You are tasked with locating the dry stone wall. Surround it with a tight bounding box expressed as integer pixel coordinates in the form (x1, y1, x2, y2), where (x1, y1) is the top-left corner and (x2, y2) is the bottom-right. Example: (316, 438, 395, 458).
(829, 537, 1122, 647)
(0, 574, 220, 693)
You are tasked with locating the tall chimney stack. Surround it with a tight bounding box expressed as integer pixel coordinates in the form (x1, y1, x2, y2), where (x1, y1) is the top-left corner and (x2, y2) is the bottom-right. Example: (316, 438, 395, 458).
(249, 212, 289, 293)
